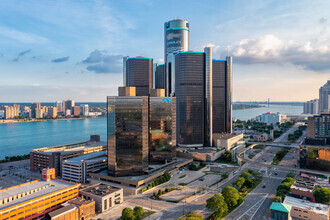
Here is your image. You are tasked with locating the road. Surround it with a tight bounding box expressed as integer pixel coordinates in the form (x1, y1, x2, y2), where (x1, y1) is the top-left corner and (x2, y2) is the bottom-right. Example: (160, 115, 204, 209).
(274, 122, 306, 143)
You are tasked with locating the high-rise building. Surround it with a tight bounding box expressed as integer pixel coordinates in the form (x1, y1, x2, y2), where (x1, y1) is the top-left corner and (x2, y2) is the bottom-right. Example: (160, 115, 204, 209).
(80, 104, 89, 116)
(303, 99, 319, 114)
(307, 112, 330, 143)
(107, 96, 176, 176)
(123, 56, 129, 86)
(48, 106, 58, 118)
(63, 99, 75, 112)
(4, 104, 20, 119)
(155, 64, 165, 89)
(126, 57, 153, 96)
(175, 48, 233, 147)
(164, 19, 189, 96)
(35, 108, 44, 118)
(56, 101, 63, 112)
(319, 80, 330, 113)
(72, 106, 81, 116)
(31, 102, 41, 118)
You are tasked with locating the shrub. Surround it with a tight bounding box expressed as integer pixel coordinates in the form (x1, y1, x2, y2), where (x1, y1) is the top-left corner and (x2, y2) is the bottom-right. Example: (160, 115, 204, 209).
(121, 208, 134, 220)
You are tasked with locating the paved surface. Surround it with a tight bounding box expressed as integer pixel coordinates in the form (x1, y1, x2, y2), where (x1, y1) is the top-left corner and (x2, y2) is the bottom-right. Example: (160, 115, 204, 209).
(278, 148, 299, 167)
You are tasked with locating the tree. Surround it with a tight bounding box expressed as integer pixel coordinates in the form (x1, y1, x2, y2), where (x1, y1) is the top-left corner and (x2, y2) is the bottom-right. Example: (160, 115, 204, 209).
(314, 188, 330, 205)
(221, 186, 240, 207)
(122, 208, 134, 220)
(234, 177, 245, 189)
(206, 194, 228, 217)
(221, 172, 229, 179)
(133, 206, 144, 219)
(240, 171, 251, 179)
(274, 196, 281, 202)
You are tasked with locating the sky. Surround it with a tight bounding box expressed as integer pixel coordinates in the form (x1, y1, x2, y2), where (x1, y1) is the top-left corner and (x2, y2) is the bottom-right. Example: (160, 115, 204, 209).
(0, 0, 329, 102)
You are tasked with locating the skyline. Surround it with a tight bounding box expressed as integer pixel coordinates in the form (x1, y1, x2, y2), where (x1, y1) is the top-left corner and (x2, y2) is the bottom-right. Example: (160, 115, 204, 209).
(0, 0, 330, 102)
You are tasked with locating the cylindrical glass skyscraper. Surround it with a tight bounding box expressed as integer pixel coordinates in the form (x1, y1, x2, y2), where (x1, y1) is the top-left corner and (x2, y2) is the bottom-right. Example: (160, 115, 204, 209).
(164, 19, 189, 97)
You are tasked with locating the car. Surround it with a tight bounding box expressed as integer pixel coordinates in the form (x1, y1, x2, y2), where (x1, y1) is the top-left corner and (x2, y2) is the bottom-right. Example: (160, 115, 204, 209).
(199, 177, 206, 181)
(262, 184, 266, 188)
(275, 172, 278, 175)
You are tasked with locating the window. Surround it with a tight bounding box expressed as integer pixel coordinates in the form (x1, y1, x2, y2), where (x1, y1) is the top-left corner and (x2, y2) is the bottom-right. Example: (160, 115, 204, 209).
(104, 199, 107, 209)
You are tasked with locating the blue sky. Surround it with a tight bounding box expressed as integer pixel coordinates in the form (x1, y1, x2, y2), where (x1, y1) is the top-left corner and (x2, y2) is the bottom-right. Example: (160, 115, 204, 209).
(0, 0, 329, 102)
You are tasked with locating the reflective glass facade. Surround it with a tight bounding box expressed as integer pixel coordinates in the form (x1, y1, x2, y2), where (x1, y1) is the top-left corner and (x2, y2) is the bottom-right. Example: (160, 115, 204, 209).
(175, 52, 205, 146)
(149, 97, 176, 163)
(155, 64, 165, 89)
(107, 96, 149, 176)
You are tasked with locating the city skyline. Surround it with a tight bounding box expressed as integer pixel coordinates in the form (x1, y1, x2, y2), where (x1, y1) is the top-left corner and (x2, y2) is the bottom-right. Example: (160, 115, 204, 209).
(0, 0, 329, 102)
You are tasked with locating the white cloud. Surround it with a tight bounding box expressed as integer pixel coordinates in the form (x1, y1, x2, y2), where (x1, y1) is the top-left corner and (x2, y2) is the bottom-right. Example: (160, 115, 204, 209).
(0, 26, 48, 44)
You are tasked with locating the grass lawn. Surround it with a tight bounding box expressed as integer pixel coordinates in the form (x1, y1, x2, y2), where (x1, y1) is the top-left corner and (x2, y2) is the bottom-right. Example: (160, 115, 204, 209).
(179, 174, 186, 179)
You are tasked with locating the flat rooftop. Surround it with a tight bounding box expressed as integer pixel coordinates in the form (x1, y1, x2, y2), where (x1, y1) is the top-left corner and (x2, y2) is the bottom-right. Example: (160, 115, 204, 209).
(0, 179, 77, 211)
(31, 140, 106, 155)
(80, 183, 121, 196)
(64, 151, 107, 165)
(213, 133, 242, 140)
(284, 196, 329, 218)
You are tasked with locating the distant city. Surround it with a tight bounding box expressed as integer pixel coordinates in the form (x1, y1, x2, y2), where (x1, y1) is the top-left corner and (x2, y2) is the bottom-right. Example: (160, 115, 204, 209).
(0, 16, 329, 220)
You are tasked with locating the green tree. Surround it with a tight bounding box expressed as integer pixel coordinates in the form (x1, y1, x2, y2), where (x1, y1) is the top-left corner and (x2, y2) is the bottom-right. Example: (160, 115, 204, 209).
(240, 171, 251, 179)
(206, 193, 228, 217)
(221, 186, 240, 207)
(133, 206, 144, 219)
(274, 196, 281, 202)
(314, 188, 330, 205)
(122, 207, 134, 220)
(234, 177, 245, 189)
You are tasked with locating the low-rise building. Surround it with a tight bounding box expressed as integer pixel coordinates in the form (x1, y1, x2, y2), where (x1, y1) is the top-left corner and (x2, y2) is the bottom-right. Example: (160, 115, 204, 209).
(0, 168, 80, 220)
(256, 112, 287, 125)
(212, 133, 244, 151)
(79, 183, 123, 213)
(284, 196, 329, 220)
(62, 151, 107, 183)
(270, 202, 292, 220)
(30, 135, 105, 176)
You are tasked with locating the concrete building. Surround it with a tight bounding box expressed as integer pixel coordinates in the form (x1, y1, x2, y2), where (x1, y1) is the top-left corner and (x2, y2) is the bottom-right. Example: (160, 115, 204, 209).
(0, 110, 4, 119)
(307, 112, 330, 141)
(56, 101, 63, 112)
(79, 183, 123, 213)
(22, 106, 31, 118)
(47, 197, 95, 220)
(35, 108, 44, 119)
(80, 104, 89, 116)
(0, 168, 80, 220)
(30, 136, 105, 176)
(63, 99, 75, 113)
(284, 196, 329, 220)
(164, 19, 189, 96)
(126, 57, 153, 96)
(48, 106, 58, 118)
(72, 106, 81, 116)
(149, 88, 165, 97)
(256, 112, 287, 125)
(212, 133, 244, 150)
(118, 86, 136, 96)
(4, 104, 20, 119)
(62, 151, 107, 183)
(31, 103, 41, 118)
(304, 99, 319, 114)
(319, 80, 330, 113)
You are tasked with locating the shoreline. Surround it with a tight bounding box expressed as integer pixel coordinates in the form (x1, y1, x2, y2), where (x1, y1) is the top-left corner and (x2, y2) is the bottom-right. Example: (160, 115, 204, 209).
(0, 116, 106, 124)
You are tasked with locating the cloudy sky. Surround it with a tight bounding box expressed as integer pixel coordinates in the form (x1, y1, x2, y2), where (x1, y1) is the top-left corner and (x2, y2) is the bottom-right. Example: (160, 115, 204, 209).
(0, 0, 329, 102)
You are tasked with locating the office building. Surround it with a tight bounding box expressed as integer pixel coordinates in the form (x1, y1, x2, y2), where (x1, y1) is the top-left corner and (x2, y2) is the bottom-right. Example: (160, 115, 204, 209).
(31, 102, 41, 118)
(155, 64, 165, 89)
(304, 99, 319, 114)
(0, 168, 80, 220)
(56, 101, 63, 112)
(164, 19, 189, 96)
(107, 96, 176, 176)
(47, 197, 95, 220)
(149, 88, 165, 97)
(63, 99, 75, 113)
(48, 106, 58, 118)
(123, 56, 129, 86)
(307, 112, 330, 144)
(213, 133, 244, 150)
(72, 106, 81, 116)
(126, 57, 153, 96)
(319, 80, 330, 113)
(80, 104, 89, 116)
(30, 135, 105, 176)
(175, 47, 232, 147)
(62, 151, 107, 183)
(79, 183, 123, 213)
(118, 86, 136, 96)
(3, 104, 20, 119)
(256, 112, 287, 125)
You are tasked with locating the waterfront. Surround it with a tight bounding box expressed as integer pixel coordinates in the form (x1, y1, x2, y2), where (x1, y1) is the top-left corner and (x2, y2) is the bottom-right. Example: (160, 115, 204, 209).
(0, 104, 302, 159)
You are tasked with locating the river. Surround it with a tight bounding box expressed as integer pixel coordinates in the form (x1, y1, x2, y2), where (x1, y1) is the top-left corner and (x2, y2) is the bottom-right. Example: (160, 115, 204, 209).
(0, 104, 302, 159)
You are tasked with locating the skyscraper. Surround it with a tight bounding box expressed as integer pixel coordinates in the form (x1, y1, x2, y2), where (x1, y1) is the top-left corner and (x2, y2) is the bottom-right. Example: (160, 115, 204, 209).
(56, 101, 63, 112)
(123, 56, 129, 86)
(31, 102, 41, 118)
(303, 99, 319, 114)
(63, 99, 75, 113)
(164, 19, 189, 96)
(319, 80, 330, 113)
(155, 64, 165, 89)
(126, 57, 153, 96)
(175, 48, 233, 147)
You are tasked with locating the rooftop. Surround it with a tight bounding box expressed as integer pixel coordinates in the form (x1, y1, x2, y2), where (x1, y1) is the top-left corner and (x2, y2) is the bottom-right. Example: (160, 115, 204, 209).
(0, 179, 77, 211)
(31, 140, 106, 155)
(47, 204, 77, 218)
(284, 196, 329, 218)
(64, 151, 107, 165)
(270, 202, 291, 213)
(80, 183, 121, 197)
(213, 133, 243, 140)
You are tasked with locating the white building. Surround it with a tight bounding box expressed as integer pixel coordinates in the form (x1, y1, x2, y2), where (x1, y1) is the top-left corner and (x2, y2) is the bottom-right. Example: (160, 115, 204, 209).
(80, 104, 89, 116)
(62, 151, 107, 183)
(256, 112, 287, 125)
(303, 99, 319, 114)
